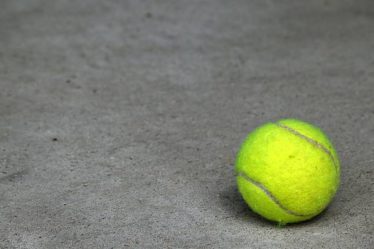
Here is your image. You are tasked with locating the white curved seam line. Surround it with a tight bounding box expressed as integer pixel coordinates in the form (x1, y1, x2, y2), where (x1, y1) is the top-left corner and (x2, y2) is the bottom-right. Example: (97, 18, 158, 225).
(275, 123, 338, 171)
(237, 172, 311, 217)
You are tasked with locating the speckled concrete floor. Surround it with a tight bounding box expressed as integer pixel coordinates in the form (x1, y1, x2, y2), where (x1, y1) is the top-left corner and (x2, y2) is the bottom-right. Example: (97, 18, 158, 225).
(0, 0, 373, 248)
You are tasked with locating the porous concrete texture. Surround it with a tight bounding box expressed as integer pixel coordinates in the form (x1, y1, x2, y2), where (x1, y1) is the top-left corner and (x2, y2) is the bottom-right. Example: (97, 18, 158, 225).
(1, 0, 373, 248)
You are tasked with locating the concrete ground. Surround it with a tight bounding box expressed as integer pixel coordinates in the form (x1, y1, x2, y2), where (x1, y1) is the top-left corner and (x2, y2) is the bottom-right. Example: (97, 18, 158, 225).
(1, 0, 373, 248)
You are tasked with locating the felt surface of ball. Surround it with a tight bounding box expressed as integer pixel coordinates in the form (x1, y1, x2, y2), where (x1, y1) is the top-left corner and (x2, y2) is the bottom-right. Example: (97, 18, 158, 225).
(235, 118, 340, 224)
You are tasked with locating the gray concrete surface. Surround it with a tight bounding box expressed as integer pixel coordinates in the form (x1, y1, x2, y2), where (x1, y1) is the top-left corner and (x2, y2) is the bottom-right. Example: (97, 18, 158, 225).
(1, 0, 373, 248)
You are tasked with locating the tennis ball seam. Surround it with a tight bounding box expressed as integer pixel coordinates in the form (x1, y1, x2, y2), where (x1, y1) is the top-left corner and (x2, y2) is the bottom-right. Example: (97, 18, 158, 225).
(275, 122, 338, 171)
(237, 172, 312, 217)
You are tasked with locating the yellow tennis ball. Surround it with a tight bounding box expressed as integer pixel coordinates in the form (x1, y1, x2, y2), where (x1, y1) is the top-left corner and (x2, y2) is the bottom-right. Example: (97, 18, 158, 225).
(235, 118, 340, 225)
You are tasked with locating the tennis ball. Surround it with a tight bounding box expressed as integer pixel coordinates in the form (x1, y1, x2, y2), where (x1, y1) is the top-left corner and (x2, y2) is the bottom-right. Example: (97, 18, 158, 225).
(235, 118, 340, 224)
